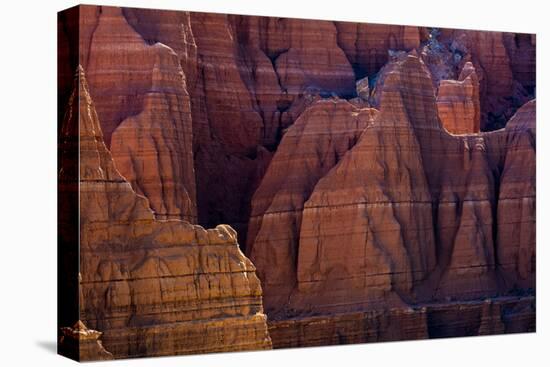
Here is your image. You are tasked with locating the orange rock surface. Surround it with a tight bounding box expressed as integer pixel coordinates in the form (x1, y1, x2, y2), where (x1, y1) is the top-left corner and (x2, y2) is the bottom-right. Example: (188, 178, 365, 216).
(435, 28, 534, 129)
(335, 23, 422, 78)
(60, 7, 535, 249)
(59, 321, 114, 361)
(248, 54, 535, 316)
(436, 62, 481, 134)
(115, 8, 359, 244)
(78, 6, 197, 222)
(247, 99, 377, 312)
(58, 5, 536, 358)
(59, 66, 271, 359)
(291, 55, 440, 312)
(268, 296, 533, 347)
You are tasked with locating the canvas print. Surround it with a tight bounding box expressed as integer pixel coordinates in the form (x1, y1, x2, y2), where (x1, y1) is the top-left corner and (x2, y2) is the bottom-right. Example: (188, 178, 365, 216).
(57, 4, 536, 361)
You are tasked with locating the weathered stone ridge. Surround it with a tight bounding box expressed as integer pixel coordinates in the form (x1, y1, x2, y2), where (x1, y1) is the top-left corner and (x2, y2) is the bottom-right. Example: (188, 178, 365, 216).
(268, 296, 534, 348)
(57, 5, 536, 359)
(247, 100, 378, 312)
(62, 6, 536, 249)
(437, 62, 481, 134)
(248, 54, 535, 317)
(433, 28, 535, 130)
(78, 6, 197, 223)
(120, 8, 359, 245)
(59, 66, 271, 359)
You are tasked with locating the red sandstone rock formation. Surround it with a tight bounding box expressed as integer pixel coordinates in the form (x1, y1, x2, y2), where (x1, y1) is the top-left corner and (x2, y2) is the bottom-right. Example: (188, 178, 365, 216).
(78, 6, 197, 222)
(335, 23, 422, 78)
(436, 62, 481, 134)
(59, 66, 271, 359)
(109, 60, 196, 221)
(435, 28, 535, 129)
(496, 100, 536, 285)
(295, 55, 440, 312)
(261, 18, 356, 97)
(66, 7, 536, 250)
(268, 296, 533, 348)
(247, 99, 377, 312)
(269, 307, 429, 347)
(248, 54, 536, 316)
(119, 8, 358, 245)
(503, 33, 536, 95)
(59, 321, 114, 361)
(58, 6, 536, 356)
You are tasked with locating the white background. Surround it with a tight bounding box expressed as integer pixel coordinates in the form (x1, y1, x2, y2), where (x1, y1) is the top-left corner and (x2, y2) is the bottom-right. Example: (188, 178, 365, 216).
(0, 0, 547, 365)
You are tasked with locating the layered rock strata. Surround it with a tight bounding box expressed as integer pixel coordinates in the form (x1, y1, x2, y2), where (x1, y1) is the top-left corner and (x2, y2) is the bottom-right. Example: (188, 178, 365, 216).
(335, 23, 422, 78)
(59, 66, 271, 359)
(247, 100, 378, 312)
(434, 28, 534, 130)
(436, 62, 481, 134)
(78, 6, 197, 222)
(58, 5, 536, 356)
(62, 6, 536, 250)
(268, 296, 534, 348)
(87, 7, 359, 246)
(249, 53, 535, 317)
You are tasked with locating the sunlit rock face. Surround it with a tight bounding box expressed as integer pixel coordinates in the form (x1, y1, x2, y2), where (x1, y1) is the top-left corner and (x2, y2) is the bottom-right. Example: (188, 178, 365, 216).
(58, 5, 535, 359)
(437, 62, 481, 134)
(249, 53, 535, 317)
(59, 66, 271, 359)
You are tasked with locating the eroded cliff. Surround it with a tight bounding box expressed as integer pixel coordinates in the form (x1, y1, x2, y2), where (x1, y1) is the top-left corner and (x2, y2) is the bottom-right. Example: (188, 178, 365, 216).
(58, 5, 535, 357)
(58, 6, 535, 249)
(249, 53, 535, 318)
(58, 66, 271, 359)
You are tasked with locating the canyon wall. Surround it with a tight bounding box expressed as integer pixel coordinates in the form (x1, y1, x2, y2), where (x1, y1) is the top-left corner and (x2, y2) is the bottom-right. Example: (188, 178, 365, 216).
(433, 28, 535, 130)
(77, 6, 197, 222)
(436, 61, 481, 134)
(58, 6, 535, 248)
(58, 66, 271, 360)
(58, 5, 536, 359)
(249, 53, 535, 318)
(246, 100, 378, 313)
(269, 296, 534, 347)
